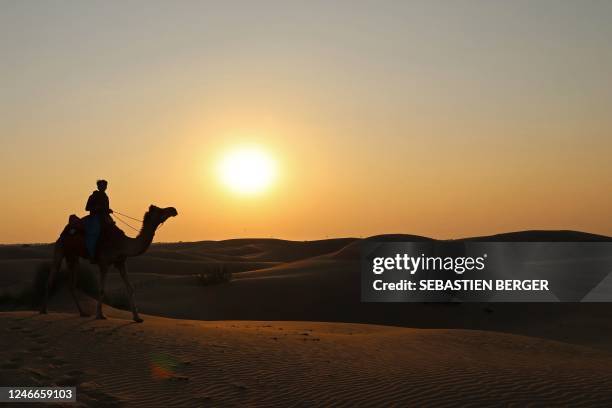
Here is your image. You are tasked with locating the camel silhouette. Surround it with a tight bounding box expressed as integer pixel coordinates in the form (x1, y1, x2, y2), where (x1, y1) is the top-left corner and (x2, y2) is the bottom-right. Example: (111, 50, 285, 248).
(39, 205, 178, 322)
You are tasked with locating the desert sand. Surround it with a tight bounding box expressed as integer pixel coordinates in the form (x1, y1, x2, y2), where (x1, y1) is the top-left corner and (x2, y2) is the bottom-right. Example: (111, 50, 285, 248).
(2, 231, 612, 406)
(2, 310, 612, 406)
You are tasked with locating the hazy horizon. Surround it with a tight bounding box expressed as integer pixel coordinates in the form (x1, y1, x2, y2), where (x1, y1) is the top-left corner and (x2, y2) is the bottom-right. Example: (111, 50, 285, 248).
(2, 0, 612, 243)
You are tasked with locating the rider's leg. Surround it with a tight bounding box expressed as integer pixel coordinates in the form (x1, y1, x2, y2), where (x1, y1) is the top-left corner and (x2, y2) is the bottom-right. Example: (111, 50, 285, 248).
(85, 216, 101, 259)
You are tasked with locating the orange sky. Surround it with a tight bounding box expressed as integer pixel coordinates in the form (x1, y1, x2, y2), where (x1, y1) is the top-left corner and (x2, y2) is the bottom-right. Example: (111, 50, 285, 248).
(1, 1, 611, 243)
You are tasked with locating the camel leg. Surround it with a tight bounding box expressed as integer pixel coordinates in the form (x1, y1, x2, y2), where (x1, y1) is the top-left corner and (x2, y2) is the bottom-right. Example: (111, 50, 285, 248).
(40, 245, 63, 314)
(96, 264, 108, 320)
(117, 262, 143, 323)
(67, 258, 87, 317)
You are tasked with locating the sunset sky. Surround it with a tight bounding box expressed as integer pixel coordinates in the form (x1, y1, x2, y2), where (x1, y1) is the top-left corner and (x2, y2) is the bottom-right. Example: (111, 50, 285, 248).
(1, 1, 611, 243)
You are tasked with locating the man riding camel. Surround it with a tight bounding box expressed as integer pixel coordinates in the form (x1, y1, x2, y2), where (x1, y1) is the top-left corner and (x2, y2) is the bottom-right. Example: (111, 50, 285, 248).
(42, 181, 178, 320)
(85, 179, 113, 261)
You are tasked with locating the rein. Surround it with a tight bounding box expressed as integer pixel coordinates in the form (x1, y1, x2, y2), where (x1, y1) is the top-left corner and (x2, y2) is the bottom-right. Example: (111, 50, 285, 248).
(112, 210, 166, 232)
(111, 213, 141, 233)
(113, 210, 143, 223)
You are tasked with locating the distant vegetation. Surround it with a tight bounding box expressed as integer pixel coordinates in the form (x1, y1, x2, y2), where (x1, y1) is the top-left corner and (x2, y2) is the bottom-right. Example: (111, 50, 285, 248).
(195, 264, 232, 286)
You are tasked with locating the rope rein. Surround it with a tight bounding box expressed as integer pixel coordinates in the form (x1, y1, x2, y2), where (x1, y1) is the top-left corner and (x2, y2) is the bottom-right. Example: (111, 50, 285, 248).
(111, 213, 141, 233)
(113, 210, 143, 223)
(111, 209, 165, 232)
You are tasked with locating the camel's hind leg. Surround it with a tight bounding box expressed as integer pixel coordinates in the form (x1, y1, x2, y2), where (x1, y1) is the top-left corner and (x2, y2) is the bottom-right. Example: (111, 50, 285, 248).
(40, 243, 63, 314)
(66, 257, 87, 317)
(117, 261, 143, 323)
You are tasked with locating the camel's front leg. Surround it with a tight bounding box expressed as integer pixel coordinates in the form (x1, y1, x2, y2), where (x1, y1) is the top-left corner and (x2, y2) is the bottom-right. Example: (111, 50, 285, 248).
(96, 265, 108, 320)
(117, 262, 143, 323)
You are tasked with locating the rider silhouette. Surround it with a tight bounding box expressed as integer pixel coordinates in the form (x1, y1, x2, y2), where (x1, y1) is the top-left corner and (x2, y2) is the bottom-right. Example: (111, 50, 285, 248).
(85, 180, 113, 260)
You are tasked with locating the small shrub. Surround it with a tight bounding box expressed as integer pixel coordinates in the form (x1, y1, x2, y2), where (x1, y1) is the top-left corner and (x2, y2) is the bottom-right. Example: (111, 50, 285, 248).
(195, 264, 232, 286)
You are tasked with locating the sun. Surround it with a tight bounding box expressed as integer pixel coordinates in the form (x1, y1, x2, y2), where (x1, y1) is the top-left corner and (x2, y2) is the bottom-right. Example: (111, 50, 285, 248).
(218, 147, 277, 195)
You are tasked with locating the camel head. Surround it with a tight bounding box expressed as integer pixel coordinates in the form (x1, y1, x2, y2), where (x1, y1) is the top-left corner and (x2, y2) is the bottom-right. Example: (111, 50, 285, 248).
(144, 205, 178, 228)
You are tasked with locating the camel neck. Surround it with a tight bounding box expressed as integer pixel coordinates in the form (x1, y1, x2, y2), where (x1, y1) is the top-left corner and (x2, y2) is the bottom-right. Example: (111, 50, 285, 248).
(124, 222, 157, 256)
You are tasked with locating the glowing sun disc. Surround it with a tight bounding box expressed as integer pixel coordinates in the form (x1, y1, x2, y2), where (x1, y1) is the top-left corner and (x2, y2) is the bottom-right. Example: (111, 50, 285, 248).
(218, 147, 276, 194)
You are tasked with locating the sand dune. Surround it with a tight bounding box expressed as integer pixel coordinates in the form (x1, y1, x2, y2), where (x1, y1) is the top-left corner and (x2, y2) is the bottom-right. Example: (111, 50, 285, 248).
(462, 230, 612, 242)
(98, 257, 612, 352)
(2, 231, 612, 405)
(3, 231, 612, 354)
(0, 237, 356, 278)
(1, 311, 612, 407)
(139, 238, 357, 263)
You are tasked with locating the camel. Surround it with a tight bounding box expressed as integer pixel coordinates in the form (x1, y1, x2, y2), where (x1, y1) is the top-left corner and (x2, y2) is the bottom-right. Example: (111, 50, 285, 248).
(39, 205, 178, 322)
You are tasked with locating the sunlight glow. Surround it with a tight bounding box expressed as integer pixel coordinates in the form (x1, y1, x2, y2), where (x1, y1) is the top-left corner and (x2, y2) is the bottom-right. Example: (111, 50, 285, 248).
(218, 147, 277, 195)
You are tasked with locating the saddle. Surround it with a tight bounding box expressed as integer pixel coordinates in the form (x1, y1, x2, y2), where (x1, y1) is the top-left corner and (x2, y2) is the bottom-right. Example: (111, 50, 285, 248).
(62, 214, 126, 240)
(64, 214, 86, 236)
